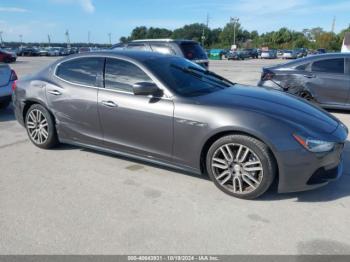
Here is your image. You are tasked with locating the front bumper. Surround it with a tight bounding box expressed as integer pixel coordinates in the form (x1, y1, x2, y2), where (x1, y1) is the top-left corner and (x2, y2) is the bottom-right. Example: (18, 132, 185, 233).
(277, 125, 347, 193)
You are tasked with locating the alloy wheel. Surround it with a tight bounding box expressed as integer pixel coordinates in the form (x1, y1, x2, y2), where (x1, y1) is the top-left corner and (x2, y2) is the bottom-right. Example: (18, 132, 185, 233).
(26, 109, 49, 145)
(211, 143, 264, 195)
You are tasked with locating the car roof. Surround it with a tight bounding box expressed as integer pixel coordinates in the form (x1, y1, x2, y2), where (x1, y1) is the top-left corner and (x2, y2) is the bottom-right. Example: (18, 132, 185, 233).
(131, 39, 197, 44)
(55, 50, 175, 64)
(272, 53, 350, 69)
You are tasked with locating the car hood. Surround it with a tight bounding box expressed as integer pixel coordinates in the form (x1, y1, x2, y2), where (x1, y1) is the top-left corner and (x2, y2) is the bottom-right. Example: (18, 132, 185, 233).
(196, 85, 340, 134)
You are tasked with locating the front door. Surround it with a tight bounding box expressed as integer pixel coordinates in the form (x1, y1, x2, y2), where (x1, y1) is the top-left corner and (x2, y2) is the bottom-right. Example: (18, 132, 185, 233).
(98, 58, 174, 162)
(308, 58, 349, 105)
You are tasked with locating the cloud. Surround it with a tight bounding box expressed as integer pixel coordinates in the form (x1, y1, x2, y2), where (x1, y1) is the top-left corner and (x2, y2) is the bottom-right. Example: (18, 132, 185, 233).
(52, 0, 95, 13)
(0, 7, 29, 12)
(78, 0, 95, 13)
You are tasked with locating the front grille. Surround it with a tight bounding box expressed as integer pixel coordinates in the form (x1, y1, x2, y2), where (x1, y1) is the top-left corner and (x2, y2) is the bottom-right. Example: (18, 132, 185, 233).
(307, 166, 340, 185)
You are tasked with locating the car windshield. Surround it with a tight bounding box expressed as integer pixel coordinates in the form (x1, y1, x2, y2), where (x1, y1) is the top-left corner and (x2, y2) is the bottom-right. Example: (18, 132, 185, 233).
(144, 57, 235, 97)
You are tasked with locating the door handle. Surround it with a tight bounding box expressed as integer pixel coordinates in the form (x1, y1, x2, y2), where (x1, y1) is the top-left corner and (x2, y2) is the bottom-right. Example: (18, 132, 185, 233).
(101, 100, 118, 108)
(48, 90, 62, 96)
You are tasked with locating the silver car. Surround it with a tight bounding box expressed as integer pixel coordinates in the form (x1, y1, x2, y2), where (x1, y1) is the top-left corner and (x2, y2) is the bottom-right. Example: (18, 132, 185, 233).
(260, 50, 277, 59)
(0, 64, 17, 109)
(13, 51, 348, 199)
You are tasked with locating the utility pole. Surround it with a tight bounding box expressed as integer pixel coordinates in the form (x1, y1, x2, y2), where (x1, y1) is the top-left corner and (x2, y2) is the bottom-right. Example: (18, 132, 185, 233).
(201, 13, 210, 47)
(0, 31, 3, 47)
(19, 34, 23, 47)
(47, 34, 51, 46)
(65, 30, 71, 49)
(230, 17, 239, 49)
(108, 33, 112, 46)
(88, 31, 91, 45)
(331, 16, 336, 33)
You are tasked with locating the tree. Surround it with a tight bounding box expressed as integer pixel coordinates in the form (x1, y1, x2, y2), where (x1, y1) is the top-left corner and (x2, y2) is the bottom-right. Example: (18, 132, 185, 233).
(172, 23, 207, 43)
(130, 26, 148, 40)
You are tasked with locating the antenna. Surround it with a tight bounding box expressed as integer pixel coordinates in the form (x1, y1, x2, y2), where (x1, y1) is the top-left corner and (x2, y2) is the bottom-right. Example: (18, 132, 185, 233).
(65, 30, 71, 48)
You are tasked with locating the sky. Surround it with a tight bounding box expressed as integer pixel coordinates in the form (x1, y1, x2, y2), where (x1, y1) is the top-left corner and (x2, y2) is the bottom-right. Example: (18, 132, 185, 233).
(0, 0, 349, 44)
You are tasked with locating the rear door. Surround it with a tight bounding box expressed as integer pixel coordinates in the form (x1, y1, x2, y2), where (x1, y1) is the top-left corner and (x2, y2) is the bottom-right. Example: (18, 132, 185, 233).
(346, 58, 350, 106)
(307, 58, 349, 105)
(48, 57, 104, 145)
(98, 57, 174, 161)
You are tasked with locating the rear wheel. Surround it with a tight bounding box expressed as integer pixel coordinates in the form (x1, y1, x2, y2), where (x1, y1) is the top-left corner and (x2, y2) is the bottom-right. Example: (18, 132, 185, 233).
(206, 135, 276, 200)
(25, 104, 59, 149)
(299, 91, 313, 101)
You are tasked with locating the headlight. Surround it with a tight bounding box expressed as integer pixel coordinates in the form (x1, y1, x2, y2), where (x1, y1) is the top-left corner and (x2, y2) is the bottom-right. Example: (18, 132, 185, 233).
(293, 134, 335, 153)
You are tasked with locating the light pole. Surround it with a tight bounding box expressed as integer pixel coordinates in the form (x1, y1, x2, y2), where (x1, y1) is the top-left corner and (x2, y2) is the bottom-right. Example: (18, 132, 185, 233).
(108, 33, 112, 46)
(230, 17, 239, 49)
(0, 31, 3, 47)
(19, 34, 23, 47)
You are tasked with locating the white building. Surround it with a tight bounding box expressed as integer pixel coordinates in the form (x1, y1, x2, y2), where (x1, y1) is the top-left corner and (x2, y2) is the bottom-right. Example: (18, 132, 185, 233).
(341, 32, 350, 53)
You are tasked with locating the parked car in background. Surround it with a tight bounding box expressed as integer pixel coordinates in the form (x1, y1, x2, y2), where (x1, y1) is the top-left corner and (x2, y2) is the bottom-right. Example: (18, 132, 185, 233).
(209, 49, 228, 60)
(258, 53, 350, 110)
(277, 50, 284, 57)
(227, 50, 250, 60)
(18, 47, 40, 56)
(120, 39, 209, 69)
(38, 48, 49, 56)
(295, 48, 308, 58)
(13, 51, 348, 199)
(79, 47, 92, 53)
(243, 48, 259, 59)
(260, 50, 277, 59)
(0, 49, 17, 63)
(47, 47, 60, 56)
(282, 50, 298, 59)
(0, 64, 17, 109)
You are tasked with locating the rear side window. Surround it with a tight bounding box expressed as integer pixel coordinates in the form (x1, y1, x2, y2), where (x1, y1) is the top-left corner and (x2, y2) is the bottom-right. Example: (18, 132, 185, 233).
(180, 43, 207, 60)
(150, 44, 175, 55)
(312, 59, 344, 74)
(56, 57, 104, 86)
(126, 43, 148, 51)
(104, 58, 153, 92)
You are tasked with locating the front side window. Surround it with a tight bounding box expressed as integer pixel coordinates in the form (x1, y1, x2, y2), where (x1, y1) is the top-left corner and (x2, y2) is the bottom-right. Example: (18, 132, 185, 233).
(56, 57, 104, 86)
(312, 58, 344, 74)
(104, 58, 153, 92)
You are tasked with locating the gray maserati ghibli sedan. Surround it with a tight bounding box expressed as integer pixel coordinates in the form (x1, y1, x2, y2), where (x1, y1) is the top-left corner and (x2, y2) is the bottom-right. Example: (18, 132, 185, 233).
(13, 51, 348, 199)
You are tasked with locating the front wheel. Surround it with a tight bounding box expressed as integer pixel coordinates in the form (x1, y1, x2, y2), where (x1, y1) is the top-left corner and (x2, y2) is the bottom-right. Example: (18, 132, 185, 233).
(25, 104, 59, 149)
(206, 135, 276, 200)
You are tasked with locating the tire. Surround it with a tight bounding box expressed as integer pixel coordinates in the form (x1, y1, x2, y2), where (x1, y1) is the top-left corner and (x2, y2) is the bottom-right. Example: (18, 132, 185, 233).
(299, 91, 313, 102)
(206, 134, 276, 200)
(25, 104, 59, 149)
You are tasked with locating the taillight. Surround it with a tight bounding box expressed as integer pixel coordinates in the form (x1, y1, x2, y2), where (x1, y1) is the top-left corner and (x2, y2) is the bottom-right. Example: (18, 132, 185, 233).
(12, 81, 17, 91)
(262, 71, 274, 81)
(10, 70, 18, 81)
(10, 70, 18, 91)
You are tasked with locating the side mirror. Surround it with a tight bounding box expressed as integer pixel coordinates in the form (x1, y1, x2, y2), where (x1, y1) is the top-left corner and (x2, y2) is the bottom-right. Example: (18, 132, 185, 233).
(132, 82, 162, 96)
